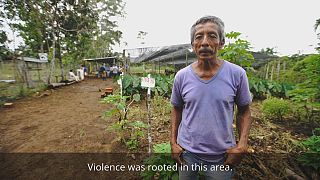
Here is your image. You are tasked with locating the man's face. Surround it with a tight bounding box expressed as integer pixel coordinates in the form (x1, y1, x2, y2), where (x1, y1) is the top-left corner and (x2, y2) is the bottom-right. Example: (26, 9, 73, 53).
(192, 22, 224, 60)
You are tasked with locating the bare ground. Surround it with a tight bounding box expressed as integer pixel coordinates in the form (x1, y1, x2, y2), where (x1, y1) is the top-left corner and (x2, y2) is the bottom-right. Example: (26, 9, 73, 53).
(0, 78, 318, 179)
(0, 78, 117, 153)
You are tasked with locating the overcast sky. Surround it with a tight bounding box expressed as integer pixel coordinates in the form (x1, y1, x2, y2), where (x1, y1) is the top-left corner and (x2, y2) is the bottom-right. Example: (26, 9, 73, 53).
(114, 0, 320, 56)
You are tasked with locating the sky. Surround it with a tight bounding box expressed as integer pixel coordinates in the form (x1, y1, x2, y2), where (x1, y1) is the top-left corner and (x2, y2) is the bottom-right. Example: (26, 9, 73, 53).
(113, 0, 320, 56)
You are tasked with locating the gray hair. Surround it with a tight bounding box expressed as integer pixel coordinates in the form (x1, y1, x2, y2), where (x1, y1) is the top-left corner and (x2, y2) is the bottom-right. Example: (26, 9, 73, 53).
(190, 15, 225, 45)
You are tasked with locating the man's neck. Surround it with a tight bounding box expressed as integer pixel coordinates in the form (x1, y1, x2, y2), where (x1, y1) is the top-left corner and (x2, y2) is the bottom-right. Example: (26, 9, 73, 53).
(192, 57, 223, 80)
(196, 57, 221, 71)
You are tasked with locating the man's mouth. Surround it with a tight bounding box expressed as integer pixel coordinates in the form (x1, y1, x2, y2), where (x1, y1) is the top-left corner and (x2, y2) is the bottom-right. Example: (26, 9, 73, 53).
(199, 49, 213, 55)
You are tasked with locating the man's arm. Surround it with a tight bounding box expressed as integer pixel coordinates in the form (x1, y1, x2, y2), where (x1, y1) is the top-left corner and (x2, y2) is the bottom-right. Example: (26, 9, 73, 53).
(225, 104, 252, 167)
(236, 104, 252, 149)
(170, 106, 184, 164)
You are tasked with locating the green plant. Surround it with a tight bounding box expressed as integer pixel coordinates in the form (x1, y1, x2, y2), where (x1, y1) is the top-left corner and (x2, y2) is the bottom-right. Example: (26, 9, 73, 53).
(121, 75, 142, 97)
(120, 74, 174, 99)
(108, 119, 128, 142)
(262, 98, 291, 121)
(298, 128, 320, 170)
(125, 121, 148, 150)
(152, 74, 174, 98)
(141, 142, 178, 180)
(152, 90, 172, 119)
(249, 77, 294, 99)
(102, 93, 142, 147)
(102, 93, 140, 121)
(218, 31, 254, 68)
(285, 55, 320, 125)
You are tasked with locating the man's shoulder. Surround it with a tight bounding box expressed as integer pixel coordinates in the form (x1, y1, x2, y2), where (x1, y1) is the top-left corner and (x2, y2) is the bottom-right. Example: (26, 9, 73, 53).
(223, 60, 246, 75)
(175, 65, 190, 79)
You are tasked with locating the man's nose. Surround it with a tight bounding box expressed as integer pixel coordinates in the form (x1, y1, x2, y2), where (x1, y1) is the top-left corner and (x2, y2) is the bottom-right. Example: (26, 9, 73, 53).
(201, 35, 209, 47)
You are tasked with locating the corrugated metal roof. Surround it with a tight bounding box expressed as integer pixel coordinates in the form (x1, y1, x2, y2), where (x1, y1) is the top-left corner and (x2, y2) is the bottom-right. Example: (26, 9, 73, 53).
(83, 56, 117, 61)
(17, 57, 48, 63)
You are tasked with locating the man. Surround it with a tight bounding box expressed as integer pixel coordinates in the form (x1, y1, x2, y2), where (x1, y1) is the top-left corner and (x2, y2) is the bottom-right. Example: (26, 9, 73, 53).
(112, 64, 119, 77)
(105, 64, 111, 78)
(68, 69, 79, 82)
(170, 16, 252, 179)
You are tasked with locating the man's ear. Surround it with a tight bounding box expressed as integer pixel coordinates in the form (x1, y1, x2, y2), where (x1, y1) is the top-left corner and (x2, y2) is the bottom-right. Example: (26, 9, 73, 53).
(219, 40, 225, 49)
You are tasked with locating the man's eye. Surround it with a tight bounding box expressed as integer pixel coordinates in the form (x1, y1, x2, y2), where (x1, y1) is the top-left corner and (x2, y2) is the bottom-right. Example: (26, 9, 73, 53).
(210, 34, 217, 38)
(195, 35, 202, 40)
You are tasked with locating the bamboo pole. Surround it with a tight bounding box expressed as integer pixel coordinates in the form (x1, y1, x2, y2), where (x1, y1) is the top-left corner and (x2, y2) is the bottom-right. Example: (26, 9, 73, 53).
(277, 59, 281, 80)
(265, 63, 269, 80)
(270, 63, 274, 81)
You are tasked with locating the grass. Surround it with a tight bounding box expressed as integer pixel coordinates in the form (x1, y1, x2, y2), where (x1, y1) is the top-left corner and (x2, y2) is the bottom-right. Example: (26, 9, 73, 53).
(129, 63, 174, 74)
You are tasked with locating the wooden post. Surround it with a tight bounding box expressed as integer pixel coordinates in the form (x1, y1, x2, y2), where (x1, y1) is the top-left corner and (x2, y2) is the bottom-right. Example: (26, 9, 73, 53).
(185, 51, 188, 67)
(276, 59, 280, 80)
(127, 53, 131, 74)
(37, 63, 41, 82)
(173, 57, 175, 73)
(22, 58, 30, 88)
(158, 61, 160, 74)
(265, 62, 269, 80)
(123, 49, 126, 74)
(270, 63, 274, 81)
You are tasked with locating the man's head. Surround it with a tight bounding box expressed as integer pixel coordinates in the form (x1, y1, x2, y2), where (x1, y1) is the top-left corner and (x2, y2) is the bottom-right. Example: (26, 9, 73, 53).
(190, 16, 225, 60)
(190, 16, 225, 45)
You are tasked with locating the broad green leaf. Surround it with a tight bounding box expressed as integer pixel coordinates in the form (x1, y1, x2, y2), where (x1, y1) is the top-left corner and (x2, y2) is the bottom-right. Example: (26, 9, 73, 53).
(133, 94, 141, 102)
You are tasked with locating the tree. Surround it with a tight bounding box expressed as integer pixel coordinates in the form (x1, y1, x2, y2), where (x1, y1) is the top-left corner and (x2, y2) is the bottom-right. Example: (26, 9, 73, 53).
(315, 18, 320, 52)
(260, 47, 277, 56)
(0, 22, 10, 60)
(0, 0, 125, 82)
(218, 31, 254, 68)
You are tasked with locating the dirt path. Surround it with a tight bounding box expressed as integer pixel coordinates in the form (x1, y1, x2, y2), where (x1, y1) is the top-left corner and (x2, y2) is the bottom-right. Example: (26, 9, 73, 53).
(0, 79, 117, 153)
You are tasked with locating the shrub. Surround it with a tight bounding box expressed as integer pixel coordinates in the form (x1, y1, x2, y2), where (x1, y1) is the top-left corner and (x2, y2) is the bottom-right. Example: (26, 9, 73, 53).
(298, 128, 320, 170)
(125, 121, 148, 150)
(262, 98, 291, 121)
(141, 143, 178, 180)
(120, 74, 174, 99)
(102, 93, 146, 150)
(249, 77, 294, 99)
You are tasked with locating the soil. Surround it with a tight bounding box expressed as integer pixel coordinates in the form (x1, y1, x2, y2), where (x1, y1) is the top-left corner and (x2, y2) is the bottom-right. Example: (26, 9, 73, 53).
(0, 78, 118, 153)
(0, 78, 318, 179)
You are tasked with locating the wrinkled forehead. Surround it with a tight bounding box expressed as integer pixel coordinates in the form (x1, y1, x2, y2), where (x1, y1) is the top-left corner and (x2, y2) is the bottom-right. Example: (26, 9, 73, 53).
(194, 22, 220, 34)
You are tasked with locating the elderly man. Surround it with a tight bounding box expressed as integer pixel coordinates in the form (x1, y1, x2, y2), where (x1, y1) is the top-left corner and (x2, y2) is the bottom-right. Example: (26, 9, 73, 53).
(170, 16, 252, 179)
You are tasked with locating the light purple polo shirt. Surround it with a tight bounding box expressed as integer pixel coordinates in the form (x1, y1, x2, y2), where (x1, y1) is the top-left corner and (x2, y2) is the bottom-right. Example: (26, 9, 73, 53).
(171, 60, 251, 157)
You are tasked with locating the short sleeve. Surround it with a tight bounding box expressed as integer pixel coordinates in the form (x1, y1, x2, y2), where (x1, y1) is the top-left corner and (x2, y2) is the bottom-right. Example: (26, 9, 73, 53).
(170, 73, 184, 107)
(235, 71, 252, 106)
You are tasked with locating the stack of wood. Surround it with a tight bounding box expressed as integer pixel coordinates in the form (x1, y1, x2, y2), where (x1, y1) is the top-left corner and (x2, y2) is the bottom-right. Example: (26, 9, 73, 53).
(100, 87, 113, 98)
